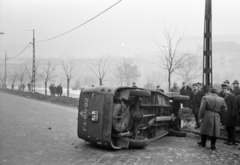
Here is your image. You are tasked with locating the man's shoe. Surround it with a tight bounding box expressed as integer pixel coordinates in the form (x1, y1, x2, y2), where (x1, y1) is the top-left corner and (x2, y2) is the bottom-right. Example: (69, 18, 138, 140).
(224, 141, 230, 144)
(211, 145, 216, 150)
(197, 141, 205, 147)
(226, 142, 235, 145)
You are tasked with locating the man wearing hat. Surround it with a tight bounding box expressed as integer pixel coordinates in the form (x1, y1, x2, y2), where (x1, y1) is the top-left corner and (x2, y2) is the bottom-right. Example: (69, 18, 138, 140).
(132, 82, 137, 88)
(221, 85, 238, 145)
(236, 95, 240, 132)
(180, 81, 192, 108)
(156, 85, 164, 93)
(197, 82, 202, 91)
(219, 80, 233, 98)
(170, 82, 180, 92)
(190, 83, 204, 129)
(232, 80, 240, 97)
(198, 87, 227, 150)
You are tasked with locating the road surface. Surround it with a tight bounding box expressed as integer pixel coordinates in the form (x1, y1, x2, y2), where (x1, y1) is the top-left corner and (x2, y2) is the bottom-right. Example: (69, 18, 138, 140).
(0, 92, 239, 165)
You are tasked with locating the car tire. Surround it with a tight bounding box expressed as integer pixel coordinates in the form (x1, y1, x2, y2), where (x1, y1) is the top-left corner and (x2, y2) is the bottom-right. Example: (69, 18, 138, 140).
(128, 136, 149, 148)
(168, 129, 187, 137)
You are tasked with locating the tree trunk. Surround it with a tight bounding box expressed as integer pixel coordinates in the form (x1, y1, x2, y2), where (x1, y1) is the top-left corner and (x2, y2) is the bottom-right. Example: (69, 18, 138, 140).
(45, 81, 47, 95)
(99, 78, 102, 86)
(67, 78, 70, 97)
(168, 72, 171, 92)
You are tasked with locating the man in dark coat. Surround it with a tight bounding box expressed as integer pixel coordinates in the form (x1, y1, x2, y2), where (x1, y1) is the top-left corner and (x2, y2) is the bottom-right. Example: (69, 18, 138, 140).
(198, 88, 227, 150)
(190, 83, 204, 129)
(232, 80, 240, 97)
(180, 81, 192, 108)
(132, 82, 137, 88)
(170, 82, 180, 92)
(27, 83, 31, 92)
(156, 85, 165, 93)
(49, 84, 53, 95)
(222, 86, 238, 145)
(52, 84, 56, 96)
(56, 84, 63, 97)
(236, 95, 240, 130)
(197, 82, 202, 91)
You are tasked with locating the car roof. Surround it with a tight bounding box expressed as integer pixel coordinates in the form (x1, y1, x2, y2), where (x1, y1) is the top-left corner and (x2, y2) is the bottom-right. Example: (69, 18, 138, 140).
(81, 86, 169, 98)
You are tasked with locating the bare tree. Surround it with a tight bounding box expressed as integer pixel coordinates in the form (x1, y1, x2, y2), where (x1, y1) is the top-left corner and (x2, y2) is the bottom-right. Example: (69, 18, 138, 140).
(176, 55, 202, 83)
(114, 66, 124, 86)
(61, 60, 78, 97)
(151, 71, 165, 87)
(8, 70, 18, 88)
(85, 56, 114, 85)
(42, 61, 57, 95)
(154, 29, 188, 91)
(115, 58, 141, 86)
(16, 66, 26, 86)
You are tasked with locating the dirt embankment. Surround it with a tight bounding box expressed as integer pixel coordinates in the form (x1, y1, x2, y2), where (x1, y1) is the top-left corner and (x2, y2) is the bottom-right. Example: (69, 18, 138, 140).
(0, 88, 78, 108)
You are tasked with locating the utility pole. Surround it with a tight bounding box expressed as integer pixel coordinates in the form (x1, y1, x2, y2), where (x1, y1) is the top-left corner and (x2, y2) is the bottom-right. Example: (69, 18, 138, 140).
(203, 0, 212, 88)
(31, 29, 36, 93)
(4, 50, 7, 88)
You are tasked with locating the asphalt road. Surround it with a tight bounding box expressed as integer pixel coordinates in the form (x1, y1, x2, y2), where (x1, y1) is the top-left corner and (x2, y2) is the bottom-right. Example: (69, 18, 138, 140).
(0, 92, 240, 165)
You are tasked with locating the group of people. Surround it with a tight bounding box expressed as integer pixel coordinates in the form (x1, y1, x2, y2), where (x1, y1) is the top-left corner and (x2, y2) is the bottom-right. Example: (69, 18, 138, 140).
(16, 83, 31, 92)
(49, 84, 63, 97)
(177, 80, 240, 150)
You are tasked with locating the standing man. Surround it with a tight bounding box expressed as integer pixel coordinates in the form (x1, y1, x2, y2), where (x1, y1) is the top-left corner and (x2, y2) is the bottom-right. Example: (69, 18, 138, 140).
(27, 82, 31, 92)
(49, 84, 52, 96)
(221, 86, 238, 145)
(156, 85, 165, 93)
(198, 88, 227, 150)
(56, 84, 63, 97)
(190, 83, 204, 129)
(236, 95, 240, 132)
(132, 82, 137, 88)
(52, 84, 56, 96)
(21, 83, 25, 91)
(180, 82, 192, 108)
(170, 82, 180, 92)
(197, 82, 203, 91)
(232, 80, 240, 97)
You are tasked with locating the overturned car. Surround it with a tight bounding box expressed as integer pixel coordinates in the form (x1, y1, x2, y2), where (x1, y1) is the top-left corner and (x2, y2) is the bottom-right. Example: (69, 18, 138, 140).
(77, 86, 189, 149)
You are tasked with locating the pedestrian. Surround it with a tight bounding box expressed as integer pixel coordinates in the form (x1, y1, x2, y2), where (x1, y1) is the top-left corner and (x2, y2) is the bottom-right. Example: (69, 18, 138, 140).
(11, 84, 14, 90)
(221, 85, 238, 145)
(232, 80, 240, 97)
(156, 85, 165, 93)
(180, 81, 192, 108)
(59, 84, 63, 96)
(18, 84, 21, 91)
(27, 83, 31, 92)
(170, 82, 180, 92)
(236, 95, 240, 132)
(190, 83, 204, 129)
(49, 84, 52, 95)
(198, 87, 228, 150)
(132, 82, 137, 88)
(21, 83, 25, 91)
(56, 84, 63, 97)
(52, 84, 56, 96)
(197, 82, 203, 91)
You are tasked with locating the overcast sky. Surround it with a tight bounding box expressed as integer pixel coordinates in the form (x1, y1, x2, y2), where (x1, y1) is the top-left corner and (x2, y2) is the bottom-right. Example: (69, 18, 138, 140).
(0, 0, 240, 59)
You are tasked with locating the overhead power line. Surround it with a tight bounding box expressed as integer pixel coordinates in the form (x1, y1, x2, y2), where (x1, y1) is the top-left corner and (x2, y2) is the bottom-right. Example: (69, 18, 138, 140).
(36, 0, 122, 43)
(7, 43, 31, 60)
